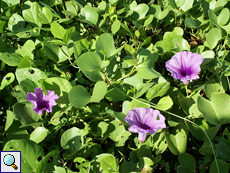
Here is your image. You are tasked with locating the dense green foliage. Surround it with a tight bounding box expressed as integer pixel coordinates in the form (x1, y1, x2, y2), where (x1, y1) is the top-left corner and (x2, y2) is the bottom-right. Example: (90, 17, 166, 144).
(1, 0, 230, 172)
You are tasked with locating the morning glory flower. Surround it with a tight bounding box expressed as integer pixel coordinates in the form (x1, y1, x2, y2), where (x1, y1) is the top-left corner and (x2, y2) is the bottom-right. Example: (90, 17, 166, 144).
(124, 107, 166, 143)
(165, 51, 204, 85)
(26, 87, 59, 115)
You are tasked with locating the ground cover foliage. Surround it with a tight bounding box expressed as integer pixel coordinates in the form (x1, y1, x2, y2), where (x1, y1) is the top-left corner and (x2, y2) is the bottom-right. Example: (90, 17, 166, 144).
(1, 0, 230, 172)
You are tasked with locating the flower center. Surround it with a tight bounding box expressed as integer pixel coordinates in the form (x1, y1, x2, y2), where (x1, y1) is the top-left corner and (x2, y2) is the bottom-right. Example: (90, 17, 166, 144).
(140, 123, 151, 130)
(37, 100, 49, 110)
(181, 69, 191, 77)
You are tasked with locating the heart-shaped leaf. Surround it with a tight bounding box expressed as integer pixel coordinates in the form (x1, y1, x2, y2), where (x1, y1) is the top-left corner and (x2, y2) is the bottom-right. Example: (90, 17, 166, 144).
(60, 127, 84, 159)
(77, 52, 104, 82)
(3, 139, 44, 173)
(69, 85, 91, 108)
(90, 81, 107, 102)
(197, 93, 230, 125)
(166, 128, 187, 155)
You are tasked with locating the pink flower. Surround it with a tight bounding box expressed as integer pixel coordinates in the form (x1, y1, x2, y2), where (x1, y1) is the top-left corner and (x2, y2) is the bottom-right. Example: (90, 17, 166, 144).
(165, 51, 204, 85)
(26, 87, 59, 115)
(125, 108, 166, 142)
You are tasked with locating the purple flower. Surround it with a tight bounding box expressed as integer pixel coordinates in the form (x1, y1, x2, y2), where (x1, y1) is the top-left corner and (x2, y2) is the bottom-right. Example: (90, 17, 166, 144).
(124, 108, 166, 142)
(26, 87, 59, 115)
(165, 51, 204, 85)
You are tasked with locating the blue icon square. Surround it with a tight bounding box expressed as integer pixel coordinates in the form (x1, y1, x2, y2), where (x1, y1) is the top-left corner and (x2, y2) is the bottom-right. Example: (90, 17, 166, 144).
(0, 151, 21, 173)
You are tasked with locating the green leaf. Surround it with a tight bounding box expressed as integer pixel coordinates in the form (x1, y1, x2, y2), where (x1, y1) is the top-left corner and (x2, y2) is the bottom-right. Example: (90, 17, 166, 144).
(137, 145, 152, 159)
(175, 0, 185, 7)
(6, 120, 29, 141)
(8, 13, 25, 32)
(178, 93, 201, 117)
(163, 32, 179, 51)
(0, 52, 22, 66)
(51, 21, 66, 40)
(108, 119, 131, 147)
(216, 140, 230, 161)
(30, 127, 49, 144)
(60, 127, 84, 158)
(74, 157, 90, 172)
(201, 50, 215, 65)
(204, 81, 225, 99)
(205, 28, 222, 49)
(155, 96, 173, 111)
(111, 20, 120, 34)
(173, 37, 190, 51)
(132, 3, 149, 20)
(128, 98, 150, 111)
(37, 7, 53, 24)
(208, 9, 219, 26)
(90, 81, 107, 102)
(165, 128, 187, 155)
(123, 74, 143, 88)
(136, 82, 154, 98)
(138, 157, 154, 172)
(80, 5, 98, 25)
(152, 131, 168, 154)
(185, 118, 220, 141)
(22, 1, 42, 26)
(121, 21, 133, 37)
(136, 50, 160, 79)
(124, 44, 135, 55)
(144, 15, 154, 26)
(184, 17, 201, 28)
(181, 0, 194, 11)
(105, 84, 128, 101)
(114, 112, 129, 126)
(13, 103, 41, 125)
(63, 1, 77, 16)
(35, 150, 59, 173)
(173, 27, 184, 36)
(90, 121, 108, 137)
(199, 141, 214, 156)
(0, 72, 15, 90)
(197, 93, 230, 125)
(209, 159, 229, 173)
(100, 155, 119, 173)
(146, 82, 170, 100)
(5, 110, 14, 131)
(96, 33, 117, 59)
(69, 85, 91, 108)
(221, 127, 230, 143)
(16, 68, 47, 87)
(44, 42, 68, 63)
(176, 153, 196, 172)
(3, 139, 44, 173)
(77, 52, 104, 82)
(218, 8, 230, 26)
(0, 34, 7, 51)
(151, 5, 169, 20)
(16, 40, 35, 59)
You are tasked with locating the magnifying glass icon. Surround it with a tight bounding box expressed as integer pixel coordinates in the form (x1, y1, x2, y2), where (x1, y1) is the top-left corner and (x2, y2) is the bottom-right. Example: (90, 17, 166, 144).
(3, 154, 18, 170)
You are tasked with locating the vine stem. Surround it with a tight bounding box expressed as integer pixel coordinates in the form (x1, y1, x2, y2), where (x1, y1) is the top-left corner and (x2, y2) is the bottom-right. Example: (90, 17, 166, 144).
(106, 76, 220, 173)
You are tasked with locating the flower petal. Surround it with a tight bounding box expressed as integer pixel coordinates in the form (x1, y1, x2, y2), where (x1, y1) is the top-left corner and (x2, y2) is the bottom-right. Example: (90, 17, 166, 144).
(145, 110, 166, 135)
(26, 87, 59, 115)
(128, 125, 151, 134)
(26, 92, 37, 107)
(33, 107, 45, 115)
(165, 51, 203, 84)
(44, 90, 59, 111)
(125, 108, 153, 125)
(138, 133, 148, 142)
(125, 107, 166, 143)
(34, 87, 45, 105)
